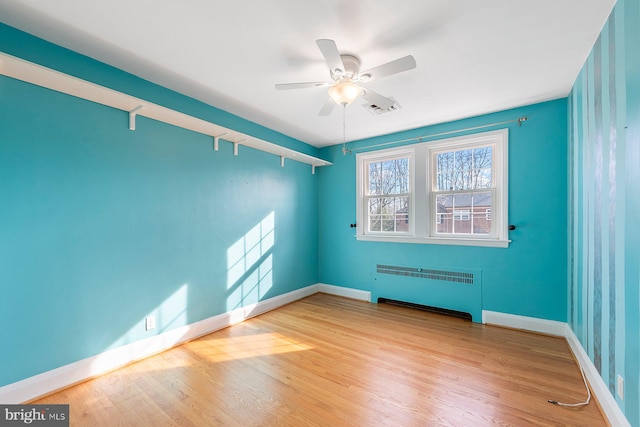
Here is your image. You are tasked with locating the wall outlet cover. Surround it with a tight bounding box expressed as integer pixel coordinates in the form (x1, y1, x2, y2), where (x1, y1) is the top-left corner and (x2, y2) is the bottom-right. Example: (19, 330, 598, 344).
(145, 316, 156, 331)
(617, 375, 624, 400)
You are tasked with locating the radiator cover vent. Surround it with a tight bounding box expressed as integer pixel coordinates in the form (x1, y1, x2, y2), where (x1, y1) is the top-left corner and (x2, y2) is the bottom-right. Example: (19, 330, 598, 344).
(376, 264, 474, 284)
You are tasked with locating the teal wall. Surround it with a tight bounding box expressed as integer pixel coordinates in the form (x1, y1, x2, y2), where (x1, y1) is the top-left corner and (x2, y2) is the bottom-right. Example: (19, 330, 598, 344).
(569, 0, 640, 424)
(317, 99, 569, 322)
(0, 24, 321, 387)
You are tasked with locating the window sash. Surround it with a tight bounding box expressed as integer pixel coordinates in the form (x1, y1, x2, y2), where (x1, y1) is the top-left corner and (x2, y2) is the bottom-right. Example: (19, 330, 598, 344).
(364, 193, 412, 234)
(431, 188, 497, 238)
(361, 151, 414, 236)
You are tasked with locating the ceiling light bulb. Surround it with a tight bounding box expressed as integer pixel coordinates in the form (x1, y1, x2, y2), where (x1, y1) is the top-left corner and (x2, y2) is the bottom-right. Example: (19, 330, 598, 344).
(328, 80, 361, 106)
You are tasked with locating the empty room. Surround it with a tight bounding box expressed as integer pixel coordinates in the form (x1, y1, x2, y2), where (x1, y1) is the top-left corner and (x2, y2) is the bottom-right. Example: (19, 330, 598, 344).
(0, 1, 638, 425)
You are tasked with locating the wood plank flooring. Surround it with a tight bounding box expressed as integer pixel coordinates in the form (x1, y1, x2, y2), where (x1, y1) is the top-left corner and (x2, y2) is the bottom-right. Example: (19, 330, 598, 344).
(34, 293, 607, 426)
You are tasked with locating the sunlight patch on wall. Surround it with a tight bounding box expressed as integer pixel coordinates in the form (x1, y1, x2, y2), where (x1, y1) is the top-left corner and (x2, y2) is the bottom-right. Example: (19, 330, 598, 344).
(108, 284, 189, 349)
(147, 283, 188, 332)
(92, 283, 189, 372)
(226, 212, 275, 311)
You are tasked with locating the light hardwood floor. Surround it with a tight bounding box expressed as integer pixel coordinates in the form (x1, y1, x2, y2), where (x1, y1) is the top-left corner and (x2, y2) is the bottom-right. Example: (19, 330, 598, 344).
(34, 293, 607, 426)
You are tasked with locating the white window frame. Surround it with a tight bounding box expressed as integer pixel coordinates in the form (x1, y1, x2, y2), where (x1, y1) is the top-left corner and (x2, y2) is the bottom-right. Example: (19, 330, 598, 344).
(356, 148, 415, 237)
(356, 129, 509, 248)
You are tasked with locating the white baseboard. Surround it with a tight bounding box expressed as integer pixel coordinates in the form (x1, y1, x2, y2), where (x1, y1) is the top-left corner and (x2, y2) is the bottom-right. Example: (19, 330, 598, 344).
(564, 327, 630, 427)
(0, 283, 320, 404)
(482, 310, 567, 336)
(483, 310, 630, 427)
(317, 283, 371, 302)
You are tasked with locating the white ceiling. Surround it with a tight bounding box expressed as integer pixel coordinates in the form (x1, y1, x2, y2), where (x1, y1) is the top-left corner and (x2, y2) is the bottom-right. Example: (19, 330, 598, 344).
(0, 0, 615, 148)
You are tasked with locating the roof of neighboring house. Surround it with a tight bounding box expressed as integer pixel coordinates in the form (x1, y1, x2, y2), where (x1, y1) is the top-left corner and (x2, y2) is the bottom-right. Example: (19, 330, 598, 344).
(436, 192, 492, 210)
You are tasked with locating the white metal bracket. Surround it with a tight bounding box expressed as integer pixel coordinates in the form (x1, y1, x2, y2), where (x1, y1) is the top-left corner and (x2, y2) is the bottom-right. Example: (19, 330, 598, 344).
(213, 133, 227, 151)
(128, 105, 145, 131)
(312, 165, 316, 175)
(233, 139, 246, 156)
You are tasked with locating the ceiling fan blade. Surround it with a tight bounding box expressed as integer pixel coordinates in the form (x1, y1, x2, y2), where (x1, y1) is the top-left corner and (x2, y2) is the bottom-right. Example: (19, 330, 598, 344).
(316, 39, 345, 77)
(361, 88, 395, 110)
(275, 81, 328, 90)
(318, 98, 336, 116)
(359, 55, 416, 81)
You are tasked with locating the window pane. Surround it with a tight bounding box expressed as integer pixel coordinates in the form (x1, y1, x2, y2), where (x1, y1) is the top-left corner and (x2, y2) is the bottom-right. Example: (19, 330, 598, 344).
(394, 196, 408, 213)
(396, 214, 409, 232)
(437, 213, 452, 233)
(369, 198, 381, 215)
(454, 210, 471, 233)
(435, 152, 454, 191)
(471, 192, 492, 234)
(397, 174, 409, 194)
(435, 194, 452, 234)
(434, 145, 493, 191)
(474, 168, 492, 188)
(394, 158, 409, 193)
(472, 192, 492, 209)
(472, 211, 491, 234)
(382, 217, 395, 231)
(381, 163, 394, 194)
(436, 172, 452, 191)
(368, 162, 381, 195)
(473, 146, 492, 170)
(369, 215, 381, 232)
(380, 197, 394, 215)
(436, 194, 452, 211)
(368, 157, 410, 196)
(453, 193, 471, 211)
(454, 149, 472, 190)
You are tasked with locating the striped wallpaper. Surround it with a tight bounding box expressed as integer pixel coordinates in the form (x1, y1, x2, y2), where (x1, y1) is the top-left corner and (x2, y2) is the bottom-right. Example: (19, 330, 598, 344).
(569, 0, 640, 424)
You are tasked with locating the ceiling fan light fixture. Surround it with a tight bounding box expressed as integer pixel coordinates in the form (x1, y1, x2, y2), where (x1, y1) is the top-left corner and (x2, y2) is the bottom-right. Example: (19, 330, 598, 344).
(328, 80, 361, 106)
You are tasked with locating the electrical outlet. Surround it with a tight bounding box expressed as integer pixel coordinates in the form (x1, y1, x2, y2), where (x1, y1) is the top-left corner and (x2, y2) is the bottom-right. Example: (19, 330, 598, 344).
(617, 375, 624, 400)
(145, 315, 156, 331)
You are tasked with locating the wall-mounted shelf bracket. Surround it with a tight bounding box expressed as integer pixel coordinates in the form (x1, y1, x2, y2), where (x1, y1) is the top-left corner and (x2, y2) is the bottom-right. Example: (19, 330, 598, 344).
(128, 105, 145, 131)
(213, 133, 227, 151)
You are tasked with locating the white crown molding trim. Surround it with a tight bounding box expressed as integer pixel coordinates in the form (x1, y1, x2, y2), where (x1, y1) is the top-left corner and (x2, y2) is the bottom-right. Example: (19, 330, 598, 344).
(0, 284, 320, 404)
(483, 310, 630, 427)
(317, 283, 371, 302)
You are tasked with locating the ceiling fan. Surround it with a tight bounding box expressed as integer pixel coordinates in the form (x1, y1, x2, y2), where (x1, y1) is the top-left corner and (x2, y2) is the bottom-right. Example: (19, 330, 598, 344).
(275, 39, 416, 116)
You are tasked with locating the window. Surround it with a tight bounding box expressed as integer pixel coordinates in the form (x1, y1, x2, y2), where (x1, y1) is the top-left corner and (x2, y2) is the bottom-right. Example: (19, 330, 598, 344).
(360, 151, 413, 235)
(356, 129, 508, 248)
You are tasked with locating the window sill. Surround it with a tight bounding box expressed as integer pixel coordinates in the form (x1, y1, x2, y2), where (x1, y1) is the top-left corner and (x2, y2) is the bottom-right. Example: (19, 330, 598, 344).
(356, 234, 510, 248)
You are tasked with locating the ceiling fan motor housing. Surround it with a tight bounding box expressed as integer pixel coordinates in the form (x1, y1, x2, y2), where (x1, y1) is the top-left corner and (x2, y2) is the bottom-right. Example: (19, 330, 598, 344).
(336, 54, 360, 80)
